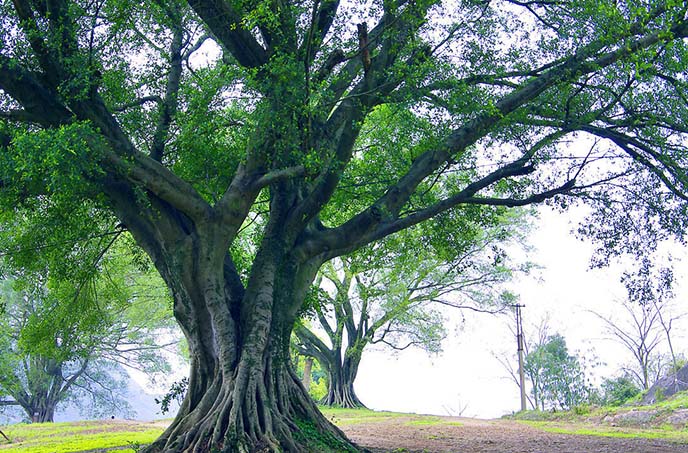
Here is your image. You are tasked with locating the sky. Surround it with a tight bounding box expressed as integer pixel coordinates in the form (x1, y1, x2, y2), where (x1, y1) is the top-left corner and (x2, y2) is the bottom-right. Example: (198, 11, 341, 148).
(353, 205, 688, 419)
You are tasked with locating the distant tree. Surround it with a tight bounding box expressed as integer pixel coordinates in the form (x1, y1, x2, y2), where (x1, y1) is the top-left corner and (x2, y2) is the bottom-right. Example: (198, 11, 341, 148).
(591, 299, 664, 390)
(621, 260, 686, 391)
(524, 334, 594, 411)
(496, 315, 550, 410)
(295, 211, 528, 408)
(0, 238, 175, 422)
(601, 374, 641, 406)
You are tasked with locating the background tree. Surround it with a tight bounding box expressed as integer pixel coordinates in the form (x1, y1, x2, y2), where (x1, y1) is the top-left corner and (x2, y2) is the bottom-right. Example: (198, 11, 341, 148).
(2, 0, 688, 450)
(523, 334, 596, 411)
(0, 237, 175, 422)
(591, 298, 664, 390)
(295, 209, 528, 408)
(621, 259, 686, 390)
(600, 373, 641, 407)
(496, 314, 551, 410)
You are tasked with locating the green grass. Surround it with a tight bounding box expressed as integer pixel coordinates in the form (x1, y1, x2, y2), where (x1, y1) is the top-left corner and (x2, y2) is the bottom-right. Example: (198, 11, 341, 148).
(0, 420, 165, 453)
(319, 406, 411, 425)
(509, 390, 688, 423)
(505, 391, 688, 443)
(3, 401, 688, 452)
(640, 391, 688, 411)
(521, 420, 688, 442)
(319, 406, 461, 427)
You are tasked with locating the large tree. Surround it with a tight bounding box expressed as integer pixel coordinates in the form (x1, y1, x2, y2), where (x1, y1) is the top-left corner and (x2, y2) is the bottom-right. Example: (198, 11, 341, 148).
(2, 0, 688, 451)
(0, 238, 174, 422)
(295, 210, 525, 408)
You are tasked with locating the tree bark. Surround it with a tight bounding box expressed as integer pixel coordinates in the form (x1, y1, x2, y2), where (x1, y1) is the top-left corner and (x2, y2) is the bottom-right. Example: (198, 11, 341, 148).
(302, 358, 313, 392)
(30, 404, 56, 423)
(321, 353, 365, 409)
(135, 226, 360, 453)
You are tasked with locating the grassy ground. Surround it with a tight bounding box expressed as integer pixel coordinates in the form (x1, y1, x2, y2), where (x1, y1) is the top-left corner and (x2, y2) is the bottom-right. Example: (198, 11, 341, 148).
(517, 420, 688, 442)
(507, 390, 688, 441)
(2, 397, 688, 452)
(321, 407, 463, 427)
(0, 420, 164, 453)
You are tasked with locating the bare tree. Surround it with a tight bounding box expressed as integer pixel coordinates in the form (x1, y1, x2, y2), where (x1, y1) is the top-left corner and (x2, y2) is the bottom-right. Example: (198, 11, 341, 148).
(591, 299, 664, 390)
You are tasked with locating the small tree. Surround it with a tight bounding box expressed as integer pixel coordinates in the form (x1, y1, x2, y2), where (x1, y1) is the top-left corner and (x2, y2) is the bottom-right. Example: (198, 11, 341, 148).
(524, 334, 594, 411)
(601, 374, 641, 406)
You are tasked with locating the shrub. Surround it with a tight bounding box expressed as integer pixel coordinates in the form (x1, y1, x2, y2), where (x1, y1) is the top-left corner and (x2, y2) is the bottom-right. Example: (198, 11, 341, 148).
(602, 375, 641, 406)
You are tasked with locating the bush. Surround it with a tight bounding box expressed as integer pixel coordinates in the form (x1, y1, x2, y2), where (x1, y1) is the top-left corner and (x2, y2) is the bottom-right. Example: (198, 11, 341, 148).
(309, 377, 327, 401)
(602, 375, 641, 406)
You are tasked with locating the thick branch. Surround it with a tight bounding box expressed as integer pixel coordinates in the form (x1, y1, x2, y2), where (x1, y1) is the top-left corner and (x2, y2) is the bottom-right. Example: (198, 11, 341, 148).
(151, 21, 184, 162)
(186, 0, 268, 68)
(296, 17, 688, 260)
(0, 56, 72, 127)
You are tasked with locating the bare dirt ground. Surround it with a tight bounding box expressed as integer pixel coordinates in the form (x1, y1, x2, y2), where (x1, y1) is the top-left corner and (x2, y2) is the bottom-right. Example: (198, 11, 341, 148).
(338, 416, 688, 453)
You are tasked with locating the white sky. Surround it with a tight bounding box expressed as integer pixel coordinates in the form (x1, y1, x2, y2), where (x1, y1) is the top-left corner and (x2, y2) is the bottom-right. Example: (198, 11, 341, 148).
(354, 205, 688, 418)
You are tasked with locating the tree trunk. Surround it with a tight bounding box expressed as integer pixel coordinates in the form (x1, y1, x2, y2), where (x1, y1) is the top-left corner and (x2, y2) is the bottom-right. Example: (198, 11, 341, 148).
(33, 405, 55, 423)
(321, 354, 365, 409)
(302, 358, 313, 392)
(22, 400, 56, 423)
(139, 230, 361, 453)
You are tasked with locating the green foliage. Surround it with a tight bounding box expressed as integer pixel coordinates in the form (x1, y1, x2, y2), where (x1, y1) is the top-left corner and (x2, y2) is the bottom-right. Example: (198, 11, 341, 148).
(602, 375, 642, 407)
(155, 378, 189, 415)
(2, 0, 688, 448)
(524, 334, 596, 411)
(0, 233, 175, 420)
(291, 350, 328, 401)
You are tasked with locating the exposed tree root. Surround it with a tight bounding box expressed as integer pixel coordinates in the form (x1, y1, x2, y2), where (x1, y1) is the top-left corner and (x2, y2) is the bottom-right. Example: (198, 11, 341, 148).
(144, 361, 362, 452)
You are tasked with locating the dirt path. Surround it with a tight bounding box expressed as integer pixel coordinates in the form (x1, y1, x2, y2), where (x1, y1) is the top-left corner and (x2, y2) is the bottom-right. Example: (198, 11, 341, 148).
(339, 417, 688, 453)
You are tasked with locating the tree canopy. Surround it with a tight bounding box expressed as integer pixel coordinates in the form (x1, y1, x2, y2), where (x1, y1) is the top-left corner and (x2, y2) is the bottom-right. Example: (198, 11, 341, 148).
(523, 333, 595, 411)
(0, 236, 174, 422)
(295, 208, 527, 408)
(1, 0, 688, 451)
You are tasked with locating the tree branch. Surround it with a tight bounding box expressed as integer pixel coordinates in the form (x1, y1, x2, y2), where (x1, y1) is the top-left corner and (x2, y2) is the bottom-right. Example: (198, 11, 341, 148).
(186, 0, 268, 68)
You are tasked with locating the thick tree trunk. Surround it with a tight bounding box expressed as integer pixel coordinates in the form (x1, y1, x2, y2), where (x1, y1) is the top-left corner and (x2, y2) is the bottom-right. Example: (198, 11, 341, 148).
(21, 400, 56, 423)
(321, 354, 365, 409)
(33, 405, 55, 423)
(140, 232, 361, 453)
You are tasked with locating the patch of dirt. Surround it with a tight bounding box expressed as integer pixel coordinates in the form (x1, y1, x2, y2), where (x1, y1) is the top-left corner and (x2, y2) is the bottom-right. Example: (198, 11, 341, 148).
(338, 416, 688, 453)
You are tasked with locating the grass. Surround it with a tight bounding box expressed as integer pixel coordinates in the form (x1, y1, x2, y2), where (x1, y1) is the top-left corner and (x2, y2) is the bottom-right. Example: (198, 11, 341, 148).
(3, 399, 688, 452)
(640, 390, 688, 411)
(0, 420, 165, 453)
(521, 420, 688, 442)
(510, 390, 688, 422)
(319, 407, 461, 427)
(507, 390, 688, 443)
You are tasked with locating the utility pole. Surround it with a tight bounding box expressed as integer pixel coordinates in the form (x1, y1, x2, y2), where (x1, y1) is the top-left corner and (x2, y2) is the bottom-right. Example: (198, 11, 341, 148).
(513, 303, 527, 412)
